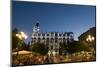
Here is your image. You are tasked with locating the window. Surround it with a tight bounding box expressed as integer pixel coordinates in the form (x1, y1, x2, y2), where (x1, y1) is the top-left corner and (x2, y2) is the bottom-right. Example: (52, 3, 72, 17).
(55, 33, 57, 36)
(34, 37, 36, 39)
(38, 37, 40, 40)
(42, 34, 45, 36)
(63, 34, 65, 36)
(43, 37, 45, 40)
(47, 34, 49, 36)
(59, 34, 61, 36)
(38, 34, 41, 36)
(34, 34, 37, 36)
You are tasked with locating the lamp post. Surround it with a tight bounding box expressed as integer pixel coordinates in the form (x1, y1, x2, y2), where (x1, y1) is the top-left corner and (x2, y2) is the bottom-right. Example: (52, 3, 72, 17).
(16, 31, 28, 61)
(16, 32, 28, 40)
(86, 35, 95, 53)
(86, 35, 95, 47)
(16, 32, 27, 50)
(86, 35, 95, 42)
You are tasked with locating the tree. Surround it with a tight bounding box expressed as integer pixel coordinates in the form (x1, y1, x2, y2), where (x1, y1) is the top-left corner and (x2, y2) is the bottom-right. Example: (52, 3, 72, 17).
(59, 42, 67, 55)
(67, 41, 91, 54)
(12, 28, 19, 50)
(12, 28, 27, 51)
(21, 42, 29, 50)
(30, 43, 48, 55)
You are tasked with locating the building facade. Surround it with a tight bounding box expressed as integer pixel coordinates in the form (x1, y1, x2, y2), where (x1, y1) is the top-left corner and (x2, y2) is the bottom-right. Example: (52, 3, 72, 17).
(31, 20, 74, 56)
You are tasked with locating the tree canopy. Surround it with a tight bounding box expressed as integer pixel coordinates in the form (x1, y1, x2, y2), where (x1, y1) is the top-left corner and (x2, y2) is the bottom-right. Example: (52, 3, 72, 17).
(67, 41, 91, 54)
(12, 28, 19, 49)
(30, 43, 48, 55)
(12, 28, 29, 51)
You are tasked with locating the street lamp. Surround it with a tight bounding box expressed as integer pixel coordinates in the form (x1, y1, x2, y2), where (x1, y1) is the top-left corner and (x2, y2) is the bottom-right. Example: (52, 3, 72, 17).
(16, 31, 28, 62)
(16, 31, 28, 50)
(86, 35, 95, 54)
(86, 35, 95, 42)
(16, 31, 28, 40)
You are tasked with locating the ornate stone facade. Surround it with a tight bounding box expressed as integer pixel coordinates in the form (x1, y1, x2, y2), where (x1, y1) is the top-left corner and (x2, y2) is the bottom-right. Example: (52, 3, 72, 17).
(31, 20, 74, 56)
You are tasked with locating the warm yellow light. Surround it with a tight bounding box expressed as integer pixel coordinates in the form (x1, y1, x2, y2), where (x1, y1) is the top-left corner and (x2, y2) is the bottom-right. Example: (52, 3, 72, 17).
(20, 31, 28, 39)
(18, 35, 22, 39)
(20, 32, 25, 37)
(86, 38, 89, 41)
(24, 35, 28, 39)
(92, 37, 95, 40)
(16, 34, 22, 39)
(16, 31, 28, 40)
(16, 34, 19, 37)
(53, 51, 56, 56)
(88, 35, 91, 41)
(86, 35, 95, 42)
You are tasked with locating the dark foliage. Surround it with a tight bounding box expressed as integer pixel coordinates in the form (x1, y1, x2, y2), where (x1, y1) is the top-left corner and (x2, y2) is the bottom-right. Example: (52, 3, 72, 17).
(12, 28, 19, 49)
(30, 43, 48, 55)
(67, 41, 91, 54)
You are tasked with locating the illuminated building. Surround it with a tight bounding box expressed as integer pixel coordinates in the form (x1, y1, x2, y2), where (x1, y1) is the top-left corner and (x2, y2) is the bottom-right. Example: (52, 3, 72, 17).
(31, 19, 74, 56)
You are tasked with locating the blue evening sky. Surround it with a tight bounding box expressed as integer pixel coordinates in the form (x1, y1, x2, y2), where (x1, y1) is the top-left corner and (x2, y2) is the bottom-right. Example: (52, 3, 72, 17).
(12, 1, 96, 43)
